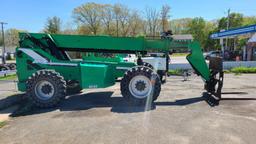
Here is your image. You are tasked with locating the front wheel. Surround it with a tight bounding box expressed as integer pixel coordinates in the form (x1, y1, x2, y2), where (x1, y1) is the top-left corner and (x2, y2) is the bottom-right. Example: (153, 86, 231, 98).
(141, 62, 154, 70)
(121, 66, 161, 105)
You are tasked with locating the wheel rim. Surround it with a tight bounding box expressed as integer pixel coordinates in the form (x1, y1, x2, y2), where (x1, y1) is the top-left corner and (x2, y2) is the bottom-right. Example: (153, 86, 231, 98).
(128, 75, 152, 99)
(34, 80, 55, 100)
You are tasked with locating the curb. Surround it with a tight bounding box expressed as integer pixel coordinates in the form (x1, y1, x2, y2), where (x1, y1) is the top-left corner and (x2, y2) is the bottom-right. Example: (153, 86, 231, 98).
(0, 93, 25, 110)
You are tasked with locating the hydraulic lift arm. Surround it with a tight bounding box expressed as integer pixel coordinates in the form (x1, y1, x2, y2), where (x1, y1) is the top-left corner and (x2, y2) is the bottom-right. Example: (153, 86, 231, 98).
(186, 41, 210, 81)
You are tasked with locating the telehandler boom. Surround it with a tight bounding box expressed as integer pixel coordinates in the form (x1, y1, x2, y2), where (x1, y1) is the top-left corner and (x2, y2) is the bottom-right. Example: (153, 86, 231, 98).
(16, 33, 223, 107)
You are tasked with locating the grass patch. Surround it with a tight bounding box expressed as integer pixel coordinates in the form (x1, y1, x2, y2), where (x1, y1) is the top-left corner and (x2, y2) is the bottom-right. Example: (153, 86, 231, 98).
(0, 74, 17, 80)
(230, 67, 256, 74)
(171, 53, 188, 57)
(223, 70, 231, 73)
(234, 73, 242, 76)
(168, 69, 184, 75)
(224, 67, 256, 75)
(0, 121, 6, 128)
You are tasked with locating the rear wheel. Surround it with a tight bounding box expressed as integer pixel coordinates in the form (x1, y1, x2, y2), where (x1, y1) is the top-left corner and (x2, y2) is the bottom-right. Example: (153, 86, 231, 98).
(26, 70, 66, 108)
(121, 66, 161, 105)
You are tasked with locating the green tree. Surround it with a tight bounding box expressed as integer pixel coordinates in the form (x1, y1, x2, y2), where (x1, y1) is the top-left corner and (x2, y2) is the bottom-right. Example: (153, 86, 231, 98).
(5, 28, 24, 47)
(44, 16, 61, 34)
(73, 3, 103, 35)
(218, 13, 243, 50)
(187, 17, 207, 48)
(218, 13, 243, 30)
(170, 18, 192, 34)
(243, 16, 256, 26)
(204, 22, 219, 51)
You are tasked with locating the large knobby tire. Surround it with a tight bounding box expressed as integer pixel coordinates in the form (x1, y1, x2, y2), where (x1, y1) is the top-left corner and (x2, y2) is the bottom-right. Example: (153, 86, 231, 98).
(157, 70, 166, 83)
(141, 62, 166, 83)
(121, 66, 161, 105)
(141, 62, 154, 70)
(26, 70, 66, 108)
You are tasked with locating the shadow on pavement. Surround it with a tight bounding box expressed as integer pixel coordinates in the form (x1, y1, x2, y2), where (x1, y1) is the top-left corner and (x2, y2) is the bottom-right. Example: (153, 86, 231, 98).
(155, 96, 205, 106)
(155, 92, 221, 107)
(221, 98, 256, 100)
(222, 92, 248, 95)
(0, 93, 24, 112)
(9, 91, 256, 117)
(11, 91, 155, 116)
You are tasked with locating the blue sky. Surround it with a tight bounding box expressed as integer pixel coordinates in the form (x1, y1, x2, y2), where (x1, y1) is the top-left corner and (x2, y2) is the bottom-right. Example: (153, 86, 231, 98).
(0, 0, 255, 32)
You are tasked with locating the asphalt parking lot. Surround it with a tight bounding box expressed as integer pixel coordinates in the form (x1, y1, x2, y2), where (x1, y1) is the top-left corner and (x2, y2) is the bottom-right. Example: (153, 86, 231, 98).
(0, 74, 256, 144)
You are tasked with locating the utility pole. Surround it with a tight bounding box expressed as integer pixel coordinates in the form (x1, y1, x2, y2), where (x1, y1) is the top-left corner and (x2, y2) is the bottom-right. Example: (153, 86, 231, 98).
(226, 9, 230, 51)
(0, 22, 7, 64)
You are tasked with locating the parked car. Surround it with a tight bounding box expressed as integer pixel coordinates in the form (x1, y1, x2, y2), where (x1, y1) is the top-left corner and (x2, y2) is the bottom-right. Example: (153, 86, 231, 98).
(204, 51, 222, 60)
(0, 52, 15, 60)
(6, 52, 16, 60)
(0, 64, 10, 71)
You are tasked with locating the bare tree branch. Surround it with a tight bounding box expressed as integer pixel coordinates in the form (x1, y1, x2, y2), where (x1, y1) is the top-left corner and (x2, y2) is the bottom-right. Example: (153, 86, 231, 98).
(145, 7, 160, 37)
(161, 4, 171, 32)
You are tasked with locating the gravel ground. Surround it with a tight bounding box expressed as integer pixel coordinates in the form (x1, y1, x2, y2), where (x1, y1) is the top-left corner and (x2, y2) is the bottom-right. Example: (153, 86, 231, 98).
(0, 74, 256, 144)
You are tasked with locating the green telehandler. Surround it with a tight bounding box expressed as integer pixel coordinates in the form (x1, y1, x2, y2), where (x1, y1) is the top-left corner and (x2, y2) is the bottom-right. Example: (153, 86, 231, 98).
(16, 33, 223, 108)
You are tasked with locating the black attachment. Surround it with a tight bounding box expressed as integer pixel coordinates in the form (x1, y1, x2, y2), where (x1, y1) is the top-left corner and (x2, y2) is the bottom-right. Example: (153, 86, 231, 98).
(205, 57, 224, 100)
